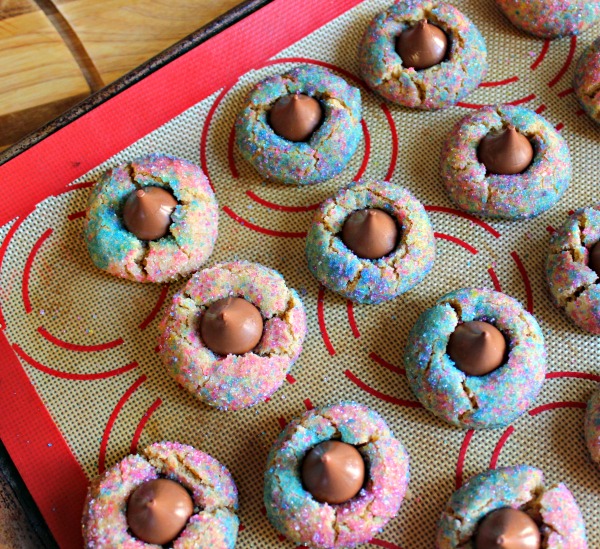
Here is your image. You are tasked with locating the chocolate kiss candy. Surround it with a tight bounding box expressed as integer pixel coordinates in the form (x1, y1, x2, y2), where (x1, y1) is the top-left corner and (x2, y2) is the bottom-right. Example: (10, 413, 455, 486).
(396, 19, 448, 70)
(476, 508, 541, 549)
(447, 321, 506, 376)
(341, 209, 398, 260)
(122, 186, 177, 241)
(478, 125, 534, 175)
(200, 297, 264, 355)
(588, 241, 600, 277)
(301, 440, 365, 504)
(269, 93, 323, 142)
(126, 478, 193, 545)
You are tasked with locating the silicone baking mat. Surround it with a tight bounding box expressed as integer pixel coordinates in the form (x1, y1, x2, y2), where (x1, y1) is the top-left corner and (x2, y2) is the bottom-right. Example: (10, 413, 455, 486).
(1, 0, 600, 547)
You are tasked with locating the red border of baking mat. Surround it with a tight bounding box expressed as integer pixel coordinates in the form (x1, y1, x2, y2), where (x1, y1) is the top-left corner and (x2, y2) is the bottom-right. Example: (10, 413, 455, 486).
(0, 1, 363, 546)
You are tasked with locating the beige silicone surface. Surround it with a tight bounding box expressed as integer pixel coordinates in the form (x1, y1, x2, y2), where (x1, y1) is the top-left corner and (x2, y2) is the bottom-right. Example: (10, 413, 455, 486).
(1, 0, 599, 547)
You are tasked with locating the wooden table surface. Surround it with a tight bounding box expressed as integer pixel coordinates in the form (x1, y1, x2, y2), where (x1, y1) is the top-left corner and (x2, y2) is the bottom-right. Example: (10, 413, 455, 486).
(0, 0, 243, 545)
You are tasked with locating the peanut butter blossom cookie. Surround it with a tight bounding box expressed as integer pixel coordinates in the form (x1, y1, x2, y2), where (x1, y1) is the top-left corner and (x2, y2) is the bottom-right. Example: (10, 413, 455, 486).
(158, 261, 307, 411)
(404, 288, 546, 429)
(495, 0, 600, 38)
(574, 37, 600, 124)
(585, 384, 600, 467)
(84, 153, 218, 283)
(305, 180, 435, 304)
(264, 402, 409, 548)
(358, 1, 487, 109)
(441, 105, 571, 220)
(436, 465, 588, 548)
(235, 64, 362, 185)
(546, 206, 600, 334)
(82, 442, 239, 548)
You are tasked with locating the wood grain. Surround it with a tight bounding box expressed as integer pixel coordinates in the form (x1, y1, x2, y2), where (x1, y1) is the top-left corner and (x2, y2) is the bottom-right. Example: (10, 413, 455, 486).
(55, 0, 245, 83)
(0, 6, 90, 117)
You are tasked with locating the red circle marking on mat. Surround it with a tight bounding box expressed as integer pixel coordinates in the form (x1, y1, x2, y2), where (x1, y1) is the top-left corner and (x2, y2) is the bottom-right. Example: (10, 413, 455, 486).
(380, 103, 398, 181)
(368, 352, 405, 376)
(489, 425, 515, 470)
(0, 215, 27, 330)
(344, 369, 422, 408)
(67, 210, 86, 221)
(488, 267, 502, 292)
(434, 232, 478, 254)
(510, 251, 533, 313)
(286, 373, 296, 384)
(22, 228, 53, 314)
(130, 397, 163, 454)
(558, 87, 574, 98)
(200, 86, 230, 191)
(55, 181, 94, 197)
(317, 286, 336, 356)
(479, 76, 519, 88)
(455, 429, 475, 489)
(245, 191, 321, 212)
(139, 284, 170, 331)
(548, 36, 576, 88)
(12, 343, 137, 380)
(354, 118, 370, 181)
(425, 206, 501, 238)
(529, 401, 586, 416)
(369, 539, 402, 549)
(228, 124, 239, 179)
(347, 300, 361, 338)
(531, 39, 550, 70)
(37, 326, 124, 352)
(98, 374, 146, 474)
(456, 94, 536, 109)
(222, 206, 307, 238)
(546, 371, 600, 382)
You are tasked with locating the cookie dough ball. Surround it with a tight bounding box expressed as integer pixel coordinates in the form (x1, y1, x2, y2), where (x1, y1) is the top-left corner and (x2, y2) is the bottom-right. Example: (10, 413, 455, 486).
(436, 465, 588, 548)
(305, 180, 435, 304)
(574, 37, 600, 124)
(495, 0, 600, 39)
(158, 261, 307, 411)
(82, 442, 239, 548)
(235, 64, 362, 185)
(84, 154, 218, 283)
(404, 288, 546, 429)
(264, 402, 409, 548)
(546, 206, 600, 334)
(358, 1, 487, 109)
(585, 384, 600, 466)
(441, 105, 571, 220)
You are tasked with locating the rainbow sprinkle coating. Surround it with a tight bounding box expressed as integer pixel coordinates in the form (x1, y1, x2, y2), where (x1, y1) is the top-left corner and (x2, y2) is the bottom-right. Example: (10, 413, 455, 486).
(436, 465, 587, 548)
(404, 288, 546, 429)
(495, 0, 600, 38)
(82, 441, 239, 548)
(305, 180, 435, 304)
(546, 206, 600, 334)
(263, 402, 409, 549)
(235, 65, 362, 185)
(441, 105, 571, 220)
(158, 261, 307, 411)
(574, 37, 600, 124)
(585, 384, 600, 466)
(358, 1, 487, 110)
(84, 154, 218, 283)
